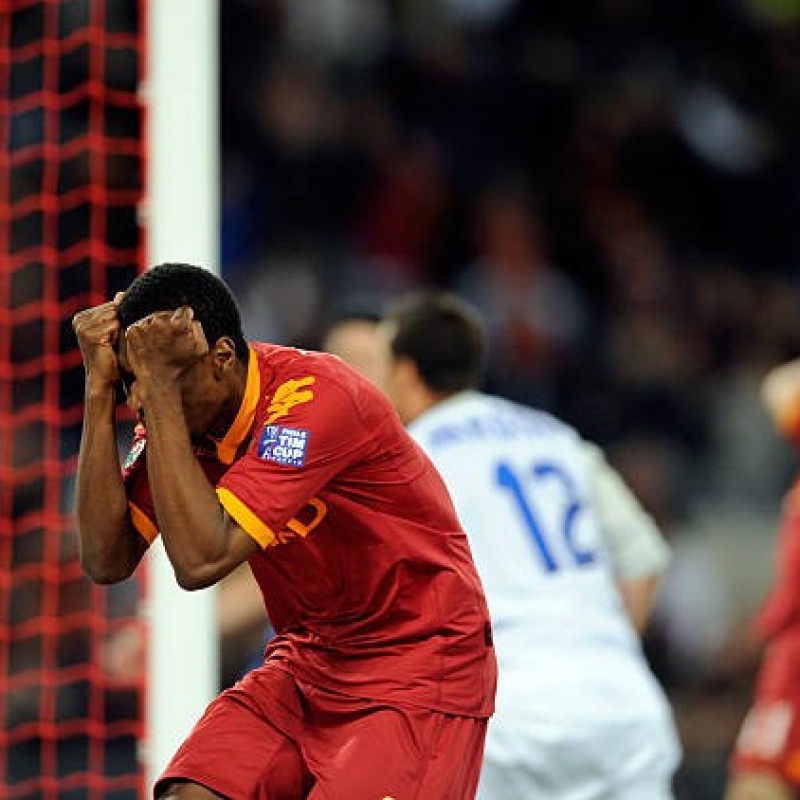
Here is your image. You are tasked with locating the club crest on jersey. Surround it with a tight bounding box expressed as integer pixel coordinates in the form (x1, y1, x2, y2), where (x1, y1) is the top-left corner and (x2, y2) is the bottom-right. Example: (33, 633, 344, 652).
(123, 438, 145, 469)
(266, 376, 315, 424)
(258, 425, 310, 467)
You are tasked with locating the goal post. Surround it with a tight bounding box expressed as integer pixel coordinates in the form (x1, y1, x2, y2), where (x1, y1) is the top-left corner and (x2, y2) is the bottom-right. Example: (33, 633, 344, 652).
(144, 0, 219, 786)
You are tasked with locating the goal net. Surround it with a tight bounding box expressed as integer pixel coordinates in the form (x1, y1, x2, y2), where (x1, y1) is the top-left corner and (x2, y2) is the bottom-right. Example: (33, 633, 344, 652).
(1, 1, 146, 796)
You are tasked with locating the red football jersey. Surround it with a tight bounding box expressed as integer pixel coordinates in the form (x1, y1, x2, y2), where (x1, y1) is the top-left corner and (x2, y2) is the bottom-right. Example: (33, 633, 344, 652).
(731, 425, 800, 784)
(123, 343, 496, 718)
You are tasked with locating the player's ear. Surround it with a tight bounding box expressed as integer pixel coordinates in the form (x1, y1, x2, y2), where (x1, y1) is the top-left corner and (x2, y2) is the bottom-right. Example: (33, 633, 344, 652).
(211, 337, 237, 376)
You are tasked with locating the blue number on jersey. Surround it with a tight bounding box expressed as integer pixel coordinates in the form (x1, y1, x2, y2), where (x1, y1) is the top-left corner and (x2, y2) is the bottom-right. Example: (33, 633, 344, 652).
(496, 460, 596, 572)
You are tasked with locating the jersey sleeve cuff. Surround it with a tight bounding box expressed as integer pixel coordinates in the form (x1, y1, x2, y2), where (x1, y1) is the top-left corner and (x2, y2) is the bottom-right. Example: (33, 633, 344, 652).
(217, 487, 277, 549)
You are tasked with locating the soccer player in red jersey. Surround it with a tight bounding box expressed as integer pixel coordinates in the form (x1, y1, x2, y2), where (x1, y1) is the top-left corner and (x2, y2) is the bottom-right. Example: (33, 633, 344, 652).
(72, 263, 496, 800)
(728, 358, 800, 800)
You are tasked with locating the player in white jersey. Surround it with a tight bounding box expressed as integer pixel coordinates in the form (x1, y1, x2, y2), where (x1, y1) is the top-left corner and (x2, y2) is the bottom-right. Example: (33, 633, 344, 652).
(380, 291, 682, 800)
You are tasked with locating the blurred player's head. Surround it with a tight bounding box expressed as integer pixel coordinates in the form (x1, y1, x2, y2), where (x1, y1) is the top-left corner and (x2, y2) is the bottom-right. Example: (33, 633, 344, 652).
(381, 291, 486, 424)
(116, 263, 249, 437)
(320, 305, 386, 388)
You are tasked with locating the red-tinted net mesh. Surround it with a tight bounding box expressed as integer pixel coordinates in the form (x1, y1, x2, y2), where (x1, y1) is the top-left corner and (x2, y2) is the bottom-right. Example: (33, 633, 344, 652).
(0, 1, 146, 797)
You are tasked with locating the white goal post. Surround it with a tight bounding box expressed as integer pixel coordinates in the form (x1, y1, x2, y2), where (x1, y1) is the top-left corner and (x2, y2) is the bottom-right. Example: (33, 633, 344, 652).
(144, 0, 219, 786)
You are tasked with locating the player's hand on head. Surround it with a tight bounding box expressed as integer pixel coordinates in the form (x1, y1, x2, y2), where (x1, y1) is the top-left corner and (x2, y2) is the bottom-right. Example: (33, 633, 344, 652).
(72, 298, 122, 390)
(124, 305, 209, 385)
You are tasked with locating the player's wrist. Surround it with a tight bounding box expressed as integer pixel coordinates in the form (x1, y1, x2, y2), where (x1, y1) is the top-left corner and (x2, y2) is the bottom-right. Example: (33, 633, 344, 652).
(84, 376, 117, 399)
(133, 374, 181, 404)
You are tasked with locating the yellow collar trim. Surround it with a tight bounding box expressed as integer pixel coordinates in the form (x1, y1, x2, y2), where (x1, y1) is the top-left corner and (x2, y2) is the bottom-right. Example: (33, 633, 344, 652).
(215, 345, 260, 465)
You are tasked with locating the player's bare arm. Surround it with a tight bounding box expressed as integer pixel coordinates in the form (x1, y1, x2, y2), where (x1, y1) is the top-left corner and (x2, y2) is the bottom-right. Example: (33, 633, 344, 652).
(616, 573, 662, 633)
(124, 307, 258, 589)
(73, 295, 148, 583)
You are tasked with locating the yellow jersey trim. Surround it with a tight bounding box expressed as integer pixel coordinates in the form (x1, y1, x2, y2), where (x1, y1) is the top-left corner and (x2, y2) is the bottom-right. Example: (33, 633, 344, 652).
(129, 501, 158, 543)
(217, 486, 276, 549)
(214, 345, 261, 465)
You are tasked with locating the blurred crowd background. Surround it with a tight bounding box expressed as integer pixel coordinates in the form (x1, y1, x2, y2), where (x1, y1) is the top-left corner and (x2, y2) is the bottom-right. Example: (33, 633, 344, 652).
(217, 1, 800, 797)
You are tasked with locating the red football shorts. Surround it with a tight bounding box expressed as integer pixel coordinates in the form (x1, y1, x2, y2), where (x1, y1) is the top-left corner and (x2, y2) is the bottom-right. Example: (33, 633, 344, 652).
(154, 661, 488, 799)
(730, 640, 800, 787)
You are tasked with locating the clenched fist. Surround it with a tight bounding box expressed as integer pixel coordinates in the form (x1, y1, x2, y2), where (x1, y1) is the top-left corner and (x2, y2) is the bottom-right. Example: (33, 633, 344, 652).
(124, 306, 209, 390)
(72, 292, 124, 392)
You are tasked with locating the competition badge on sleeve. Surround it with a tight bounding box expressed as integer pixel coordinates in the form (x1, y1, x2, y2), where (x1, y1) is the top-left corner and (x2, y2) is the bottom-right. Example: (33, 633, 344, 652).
(258, 425, 310, 467)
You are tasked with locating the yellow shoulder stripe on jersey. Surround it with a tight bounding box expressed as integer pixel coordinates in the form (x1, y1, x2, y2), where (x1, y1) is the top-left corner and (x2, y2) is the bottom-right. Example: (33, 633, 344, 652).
(215, 345, 262, 465)
(266, 376, 315, 425)
(129, 501, 158, 543)
(217, 487, 277, 549)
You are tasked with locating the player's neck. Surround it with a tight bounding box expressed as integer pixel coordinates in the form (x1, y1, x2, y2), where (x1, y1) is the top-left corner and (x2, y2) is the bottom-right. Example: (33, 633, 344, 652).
(205, 357, 249, 441)
(402, 387, 446, 425)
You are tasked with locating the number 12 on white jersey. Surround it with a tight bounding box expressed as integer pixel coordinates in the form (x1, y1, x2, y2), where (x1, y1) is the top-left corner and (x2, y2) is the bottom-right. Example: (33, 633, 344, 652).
(495, 460, 598, 573)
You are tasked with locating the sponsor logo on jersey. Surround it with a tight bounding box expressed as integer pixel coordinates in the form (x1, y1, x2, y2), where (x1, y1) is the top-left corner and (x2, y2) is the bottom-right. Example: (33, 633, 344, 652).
(266, 376, 315, 424)
(123, 438, 145, 469)
(258, 425, 310, 467)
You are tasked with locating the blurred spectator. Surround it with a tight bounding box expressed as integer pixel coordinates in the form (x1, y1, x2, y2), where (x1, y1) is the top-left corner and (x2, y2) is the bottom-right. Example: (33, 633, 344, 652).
(456, 183, 586, 405)
(233, 249, 324, 347)
(355, 136, 447, 293)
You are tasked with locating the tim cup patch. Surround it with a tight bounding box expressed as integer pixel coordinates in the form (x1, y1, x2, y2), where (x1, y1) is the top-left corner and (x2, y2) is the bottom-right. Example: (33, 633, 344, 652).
(258, 425, 310, 467)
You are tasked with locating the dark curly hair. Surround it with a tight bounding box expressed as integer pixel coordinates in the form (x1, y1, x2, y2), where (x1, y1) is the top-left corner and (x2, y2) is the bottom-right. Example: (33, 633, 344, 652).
(118, 263, 249, 360)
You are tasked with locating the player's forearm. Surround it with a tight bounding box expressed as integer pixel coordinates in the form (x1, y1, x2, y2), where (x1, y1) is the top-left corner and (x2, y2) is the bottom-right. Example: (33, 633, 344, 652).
(138, 384, 232, 590)
(75, 388, 143, 583)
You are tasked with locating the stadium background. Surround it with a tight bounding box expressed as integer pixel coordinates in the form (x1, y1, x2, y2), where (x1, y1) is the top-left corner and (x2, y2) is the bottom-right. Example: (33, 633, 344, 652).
(4, 0, 800, 797)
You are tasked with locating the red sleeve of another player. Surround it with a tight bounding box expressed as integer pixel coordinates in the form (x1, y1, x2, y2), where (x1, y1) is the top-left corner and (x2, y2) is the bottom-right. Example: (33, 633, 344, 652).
(217, 375, 372, 548)
(121, 425, 158, 543)
(755, 484, 800, 640)
(755, 415, 800, 639)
